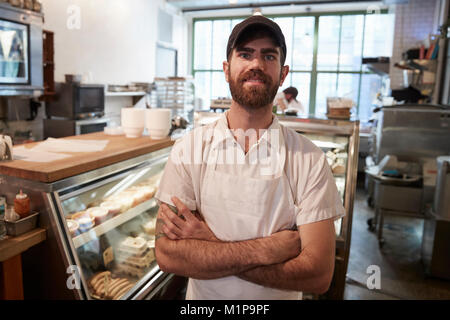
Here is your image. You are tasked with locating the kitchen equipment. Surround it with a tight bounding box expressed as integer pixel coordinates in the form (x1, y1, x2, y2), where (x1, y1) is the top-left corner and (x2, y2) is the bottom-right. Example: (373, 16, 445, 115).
(0, 134, 13, 161)
(43, 118, 110, 138)
(46, 82, 105, 119)
(65, 74, 82, 83)
(0, 3, 44, 96)
(4, 211, 38, 236)
(366, 105, 450, 246)
(371, 105, 450, 164)
(434, 156, 450, 220)
(145, 108, 171, 140)
(422, 156, 450, 280)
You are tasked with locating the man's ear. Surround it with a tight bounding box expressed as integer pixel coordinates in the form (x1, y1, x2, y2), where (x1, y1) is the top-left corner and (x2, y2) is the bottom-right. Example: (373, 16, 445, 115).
(223, 60, 230, 83)
(279, 65, 290, 87)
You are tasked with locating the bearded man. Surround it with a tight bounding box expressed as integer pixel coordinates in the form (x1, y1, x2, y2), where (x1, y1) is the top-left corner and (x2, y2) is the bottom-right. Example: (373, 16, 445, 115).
(154, 15, 345, 300)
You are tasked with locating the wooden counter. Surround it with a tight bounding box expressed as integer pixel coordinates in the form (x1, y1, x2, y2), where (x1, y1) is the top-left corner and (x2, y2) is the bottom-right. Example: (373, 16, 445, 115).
(0, 228, 47, 300)
(0, 132, 174, 183)
(0, 228, 47, 262)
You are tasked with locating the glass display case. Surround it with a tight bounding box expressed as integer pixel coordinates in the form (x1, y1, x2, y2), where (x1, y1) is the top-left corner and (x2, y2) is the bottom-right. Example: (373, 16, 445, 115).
(57, 156, 166, 300)
(0, 145, 187, 300)
(277, 115, 359, 300)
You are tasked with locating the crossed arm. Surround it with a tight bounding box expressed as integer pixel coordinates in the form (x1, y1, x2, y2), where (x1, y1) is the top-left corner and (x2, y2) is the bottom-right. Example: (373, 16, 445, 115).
(155, 197, 336, 294)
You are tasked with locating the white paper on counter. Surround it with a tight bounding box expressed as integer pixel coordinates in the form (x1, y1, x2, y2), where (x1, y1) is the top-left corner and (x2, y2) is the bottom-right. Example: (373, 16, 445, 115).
(13, 146, 72, 162)
(30, 138, 109, 153)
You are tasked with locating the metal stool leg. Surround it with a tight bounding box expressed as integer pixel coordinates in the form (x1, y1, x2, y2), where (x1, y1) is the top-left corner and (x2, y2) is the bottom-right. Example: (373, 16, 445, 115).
(377, 208, 385, 248)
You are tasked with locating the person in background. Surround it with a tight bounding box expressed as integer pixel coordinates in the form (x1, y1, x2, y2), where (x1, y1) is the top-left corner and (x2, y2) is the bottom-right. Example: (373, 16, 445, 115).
(154, 15, 344, 300)
(274, 86, 305, 114)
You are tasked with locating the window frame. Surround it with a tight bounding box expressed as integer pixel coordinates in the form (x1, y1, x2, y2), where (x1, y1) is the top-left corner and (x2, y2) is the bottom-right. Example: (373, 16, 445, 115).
(191, 9, 390, 118)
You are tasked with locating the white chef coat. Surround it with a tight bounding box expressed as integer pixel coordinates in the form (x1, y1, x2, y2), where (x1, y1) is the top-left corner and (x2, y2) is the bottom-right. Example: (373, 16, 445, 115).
(155, 111, 345, 300)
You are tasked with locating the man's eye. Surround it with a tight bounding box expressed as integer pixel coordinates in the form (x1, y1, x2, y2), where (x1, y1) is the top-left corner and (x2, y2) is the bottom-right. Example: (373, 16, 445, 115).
(265, 55, 275, 61)
(239, 53, 250, 59)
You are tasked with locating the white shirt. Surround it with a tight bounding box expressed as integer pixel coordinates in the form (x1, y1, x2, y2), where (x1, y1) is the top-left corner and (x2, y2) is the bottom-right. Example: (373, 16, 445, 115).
(274, 92, 305, 114)
(155, 112, 345, 299)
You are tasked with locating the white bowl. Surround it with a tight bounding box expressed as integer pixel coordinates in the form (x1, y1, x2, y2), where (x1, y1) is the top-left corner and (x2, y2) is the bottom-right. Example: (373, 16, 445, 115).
(123, 127, 144, 138)
(145, 108, 171, 139)
(148, 128, 170, 140)
(121, 108, 145, 128)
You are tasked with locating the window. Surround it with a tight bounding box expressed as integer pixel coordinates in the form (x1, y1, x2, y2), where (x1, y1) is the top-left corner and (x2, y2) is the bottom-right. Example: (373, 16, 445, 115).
(192, 12, 394, 121)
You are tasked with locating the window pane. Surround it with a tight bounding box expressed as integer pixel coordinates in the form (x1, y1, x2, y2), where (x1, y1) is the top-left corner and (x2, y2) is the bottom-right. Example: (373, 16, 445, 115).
(317, 16, 340, 71)
(363, 14, 395, 57)
(359, 74, 382, 121)
(231, 19, 243, 29)
(212, 20, 231, 68)
(291, 72, 311, 115)
(292, 17, 315, 71)
(194, 21, 212, 69)
(339, 15, 364, 71)
(274, 17, 293, 67)
(211, 71, 230, 99)
(194, 71, 211, 109)
(337, 73, 360, 111)
(315, 73, 337, 116)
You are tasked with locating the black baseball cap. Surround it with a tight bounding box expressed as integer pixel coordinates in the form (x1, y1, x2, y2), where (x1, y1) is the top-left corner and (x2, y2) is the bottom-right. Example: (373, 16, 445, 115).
(226, 15, 287, 65)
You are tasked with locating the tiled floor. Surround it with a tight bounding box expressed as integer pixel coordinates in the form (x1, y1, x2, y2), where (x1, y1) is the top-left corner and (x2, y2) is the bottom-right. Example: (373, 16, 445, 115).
(344, 187, 450, 300)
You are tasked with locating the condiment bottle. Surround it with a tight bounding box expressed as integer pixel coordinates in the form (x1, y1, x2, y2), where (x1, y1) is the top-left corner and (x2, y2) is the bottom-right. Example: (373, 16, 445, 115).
(14, 190, 30, 218)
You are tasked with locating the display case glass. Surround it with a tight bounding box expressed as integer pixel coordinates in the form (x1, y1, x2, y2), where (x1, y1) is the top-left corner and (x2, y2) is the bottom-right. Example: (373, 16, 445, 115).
(57, 157, 167, 300)
(300, 133, 349, 236)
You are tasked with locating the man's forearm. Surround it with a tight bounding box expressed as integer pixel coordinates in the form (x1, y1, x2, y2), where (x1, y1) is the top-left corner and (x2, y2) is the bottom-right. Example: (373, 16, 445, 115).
(238, 250, 334, 294)
(156, 236, 286, 280)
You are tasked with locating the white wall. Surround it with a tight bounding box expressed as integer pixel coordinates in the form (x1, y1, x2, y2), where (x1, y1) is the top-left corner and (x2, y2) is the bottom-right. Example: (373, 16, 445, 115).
(41, 0, 163, 84)
(3, 0, 190, 141)
(389, 0, 440, 89)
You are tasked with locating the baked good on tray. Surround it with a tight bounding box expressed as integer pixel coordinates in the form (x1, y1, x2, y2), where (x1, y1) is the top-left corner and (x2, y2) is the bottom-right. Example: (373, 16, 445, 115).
(86, 207, 109, 225)
(100, 200, 122, 216)
(89, 271, 134, 300)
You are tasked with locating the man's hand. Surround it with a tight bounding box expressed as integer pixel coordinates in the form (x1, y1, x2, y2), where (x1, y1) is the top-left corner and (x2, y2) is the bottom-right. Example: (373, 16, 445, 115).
(263, 229, 301, 265)
(159, 196, 219, 241)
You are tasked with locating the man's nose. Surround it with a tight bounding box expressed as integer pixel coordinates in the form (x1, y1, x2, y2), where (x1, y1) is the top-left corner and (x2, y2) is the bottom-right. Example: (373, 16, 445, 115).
(248, 55, 265, 70)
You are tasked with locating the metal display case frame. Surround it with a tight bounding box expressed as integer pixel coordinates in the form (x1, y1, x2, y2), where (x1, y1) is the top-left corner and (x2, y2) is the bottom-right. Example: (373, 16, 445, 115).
(278, 115, 360, 300)
(0, 146, 187, 300)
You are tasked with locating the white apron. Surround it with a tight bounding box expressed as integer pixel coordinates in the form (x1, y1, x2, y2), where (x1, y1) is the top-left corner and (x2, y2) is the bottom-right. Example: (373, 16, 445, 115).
(186, 128, 302, 300)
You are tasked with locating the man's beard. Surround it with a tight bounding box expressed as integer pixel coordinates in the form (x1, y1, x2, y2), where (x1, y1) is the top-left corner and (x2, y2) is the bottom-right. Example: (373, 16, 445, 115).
(228, 69, 280, 109)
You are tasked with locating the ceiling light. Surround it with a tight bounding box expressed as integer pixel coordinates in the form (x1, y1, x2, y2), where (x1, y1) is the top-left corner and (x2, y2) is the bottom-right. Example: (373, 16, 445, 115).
(229, 0, 238, 4)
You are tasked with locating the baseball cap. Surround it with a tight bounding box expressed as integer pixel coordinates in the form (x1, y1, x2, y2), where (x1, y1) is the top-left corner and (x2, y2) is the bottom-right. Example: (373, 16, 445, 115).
(226, 15, 287, 65)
